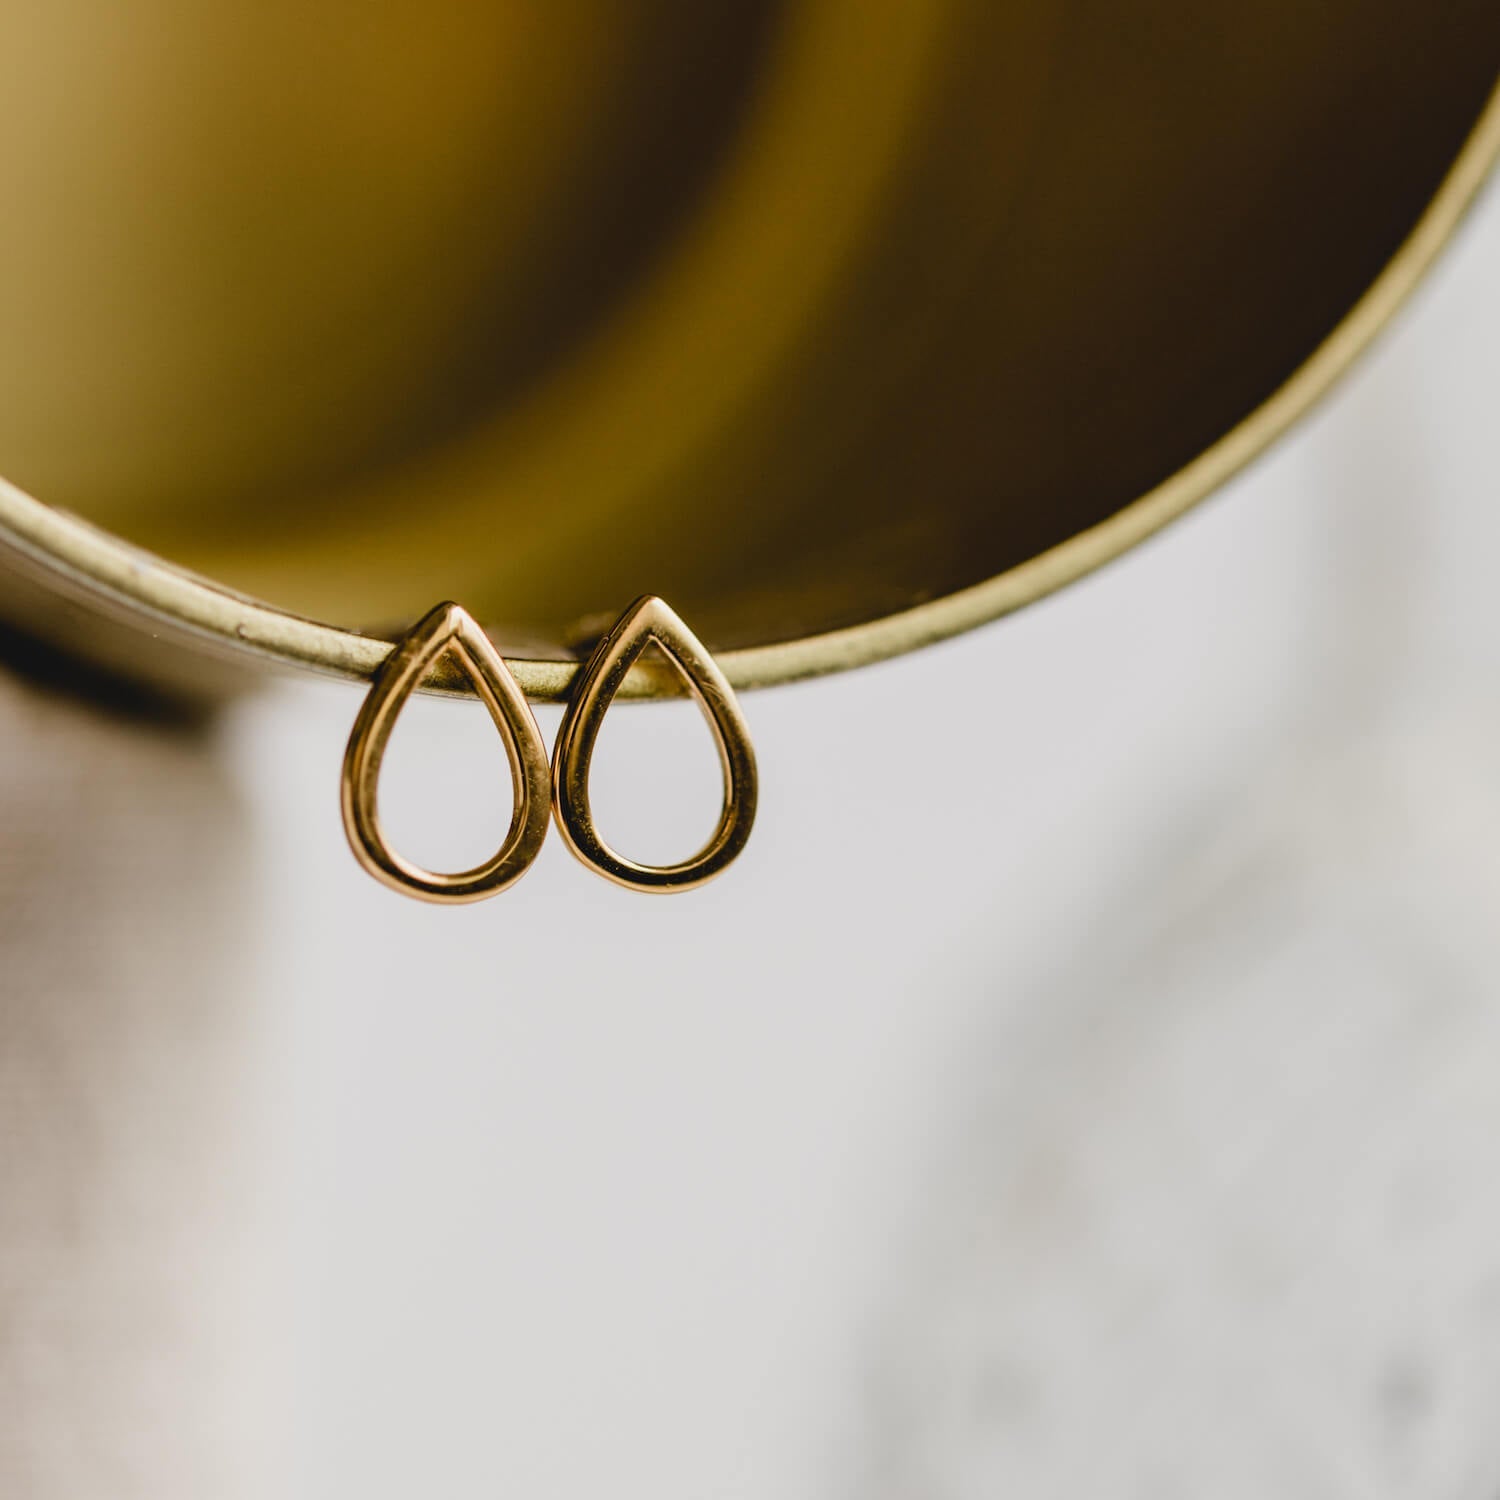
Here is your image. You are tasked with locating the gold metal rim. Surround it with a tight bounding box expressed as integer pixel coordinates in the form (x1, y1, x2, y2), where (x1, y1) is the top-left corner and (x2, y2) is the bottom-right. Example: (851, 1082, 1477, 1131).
(0, 82, 1496, 704)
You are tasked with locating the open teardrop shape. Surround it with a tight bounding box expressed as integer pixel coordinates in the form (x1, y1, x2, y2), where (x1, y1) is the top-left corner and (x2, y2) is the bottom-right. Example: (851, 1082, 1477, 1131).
(552, 596, 758, 892)
(341, 602, 551, 902)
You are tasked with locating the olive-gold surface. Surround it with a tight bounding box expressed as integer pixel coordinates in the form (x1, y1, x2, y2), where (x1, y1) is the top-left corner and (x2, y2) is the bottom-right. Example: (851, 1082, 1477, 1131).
(0, 2, 1496, 699)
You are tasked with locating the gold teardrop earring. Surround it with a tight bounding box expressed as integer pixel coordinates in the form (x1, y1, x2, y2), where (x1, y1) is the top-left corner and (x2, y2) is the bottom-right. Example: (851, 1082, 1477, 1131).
(341, 602, 552, 902)
(551, 596, 758, 893)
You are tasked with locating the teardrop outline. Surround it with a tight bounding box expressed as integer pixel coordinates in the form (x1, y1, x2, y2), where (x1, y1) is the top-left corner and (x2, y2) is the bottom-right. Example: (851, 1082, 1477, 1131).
(341, 601, 551, 902)
(552, 596, 758, 892)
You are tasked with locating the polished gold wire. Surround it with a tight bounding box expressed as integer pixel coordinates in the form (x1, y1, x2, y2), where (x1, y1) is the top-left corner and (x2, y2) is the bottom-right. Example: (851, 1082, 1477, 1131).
(341, 601, 551, 902)
(552, 596, 757, 892)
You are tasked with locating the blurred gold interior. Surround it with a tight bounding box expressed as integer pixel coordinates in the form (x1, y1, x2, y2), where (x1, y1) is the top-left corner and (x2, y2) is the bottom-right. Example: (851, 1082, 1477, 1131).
(1, 0, 1497, 660)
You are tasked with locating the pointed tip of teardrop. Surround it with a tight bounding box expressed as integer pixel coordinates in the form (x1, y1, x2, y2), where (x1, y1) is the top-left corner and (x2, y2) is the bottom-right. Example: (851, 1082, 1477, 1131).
(411, 600, 474, 641)
(626, 595, 677, 632)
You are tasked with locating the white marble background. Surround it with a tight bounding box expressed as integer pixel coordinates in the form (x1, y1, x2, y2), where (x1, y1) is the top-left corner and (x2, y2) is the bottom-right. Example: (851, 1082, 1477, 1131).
(2, 181, 1499, 1499)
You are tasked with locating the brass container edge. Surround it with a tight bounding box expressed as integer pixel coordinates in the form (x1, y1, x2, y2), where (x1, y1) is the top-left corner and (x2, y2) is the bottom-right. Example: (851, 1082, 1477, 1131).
(0, 81, 1496, 704)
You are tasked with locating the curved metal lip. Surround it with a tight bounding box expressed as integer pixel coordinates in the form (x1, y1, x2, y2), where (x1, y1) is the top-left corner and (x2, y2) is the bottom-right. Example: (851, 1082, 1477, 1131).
(1, 82, 1497, 704)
